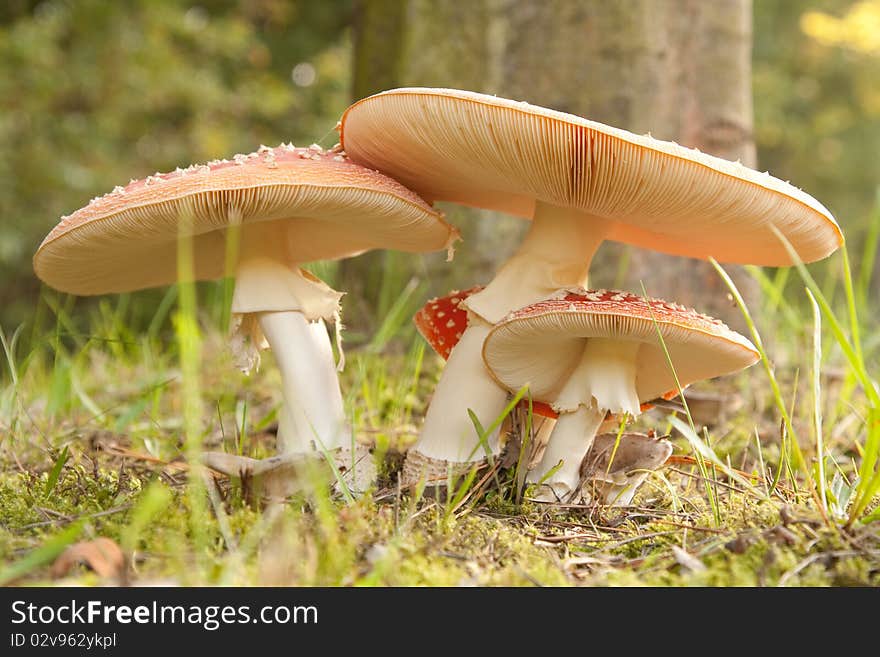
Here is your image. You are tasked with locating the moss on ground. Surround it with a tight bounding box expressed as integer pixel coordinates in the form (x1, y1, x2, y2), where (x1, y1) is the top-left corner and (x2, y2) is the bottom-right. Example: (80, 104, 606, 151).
(2, 446, 877, 586)
(1, 324, 878, 587)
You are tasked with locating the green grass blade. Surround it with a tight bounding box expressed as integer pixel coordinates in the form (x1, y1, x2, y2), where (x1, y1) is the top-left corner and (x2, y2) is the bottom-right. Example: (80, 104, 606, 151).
(768, 231, 878, 407)
(368, 277, 425, 353)
(467, 385, 529, 462)
(765, 229, 879, 523)
(147, 285, 179, 339)
(0, 323, 23, 386)
(638, 282, 724, 521)
(43, 445, 70, 498)
(121, 482, 173, 553)
(0, 522, 84, 586)
(806, 288, 828, 515)
(447, 462, 481, 513)
(514, 398, 535, 506)
(175, 213, 209, 555)
(709, 258, 814, 499)
(668, 416, 766, 498)
(855, 187, 880, 312)
(746, 265, 800, 329)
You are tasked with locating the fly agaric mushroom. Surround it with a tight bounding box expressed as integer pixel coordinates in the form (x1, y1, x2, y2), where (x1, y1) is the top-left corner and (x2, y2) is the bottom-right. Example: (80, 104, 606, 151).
(33, 144, 458, 496)
(339, 87, 842, 480)
(481, 289, 760, 502)
(410, 284, 683, 488)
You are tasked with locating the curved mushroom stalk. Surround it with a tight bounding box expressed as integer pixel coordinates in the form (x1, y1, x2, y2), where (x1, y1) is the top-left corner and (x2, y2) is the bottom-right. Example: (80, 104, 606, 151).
(527, 337, 641, 501)
(259, 311, 349, 455)
(484, 289, 760, 506)
(206, 256, 376, 498)
(526, 405, 607, 502)
(406, 321, 507, 472)
(462, 203, 610, 324)
(262, 310, 377, 492)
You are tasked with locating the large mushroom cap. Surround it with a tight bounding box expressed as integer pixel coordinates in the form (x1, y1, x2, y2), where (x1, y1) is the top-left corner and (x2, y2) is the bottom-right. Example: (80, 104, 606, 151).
(34, 144, 458, 295)
(341, 87, 842, 266)
(482, 289, 759, 405)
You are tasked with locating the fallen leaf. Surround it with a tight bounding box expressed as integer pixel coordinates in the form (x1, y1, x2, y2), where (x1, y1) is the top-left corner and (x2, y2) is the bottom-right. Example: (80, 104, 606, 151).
(50, 537, 126, 580)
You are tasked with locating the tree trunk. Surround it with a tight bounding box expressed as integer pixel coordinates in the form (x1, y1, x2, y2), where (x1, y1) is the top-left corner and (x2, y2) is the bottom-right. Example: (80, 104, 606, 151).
(341, 0, 409, 326)
(349, 0, 758, 329)
(604, 0, 759, 326)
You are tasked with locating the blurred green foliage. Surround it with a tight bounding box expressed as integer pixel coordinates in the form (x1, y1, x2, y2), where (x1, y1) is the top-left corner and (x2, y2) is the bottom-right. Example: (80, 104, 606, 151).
(0, 0, 351, 326)
(755, 0, 880, 240)
(0, 0, 878, 330)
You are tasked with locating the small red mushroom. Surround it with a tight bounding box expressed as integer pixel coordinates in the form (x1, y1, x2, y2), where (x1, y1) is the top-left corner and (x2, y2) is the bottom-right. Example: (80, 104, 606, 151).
(482, 287, 760, 501)
(414, 287, 681, 421)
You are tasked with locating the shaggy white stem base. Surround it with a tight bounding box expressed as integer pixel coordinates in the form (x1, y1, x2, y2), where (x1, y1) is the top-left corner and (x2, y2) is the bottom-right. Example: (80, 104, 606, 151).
(529, 338, 642, 502)
(554, 338, 641, 416)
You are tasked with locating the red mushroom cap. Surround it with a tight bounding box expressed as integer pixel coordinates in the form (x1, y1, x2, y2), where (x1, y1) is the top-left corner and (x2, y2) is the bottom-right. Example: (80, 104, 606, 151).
(414, 286, 480, 361)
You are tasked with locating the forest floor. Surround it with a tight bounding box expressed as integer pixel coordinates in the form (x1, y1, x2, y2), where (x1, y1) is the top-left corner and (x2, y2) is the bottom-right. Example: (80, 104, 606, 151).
(1, 316, 878, 587)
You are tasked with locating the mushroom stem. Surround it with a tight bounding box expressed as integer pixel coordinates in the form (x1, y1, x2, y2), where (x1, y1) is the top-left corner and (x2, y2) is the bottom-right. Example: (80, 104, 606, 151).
(231, 255, 350, 457)
(411, 320, 508, 463)
(464, 202, 613, 324)
(407, 203, 613, 475)
(258, 311, 350, 455)
(529, 338, 642, 500)
(526, 405, 606, 498)
(554, 338, 641, 416)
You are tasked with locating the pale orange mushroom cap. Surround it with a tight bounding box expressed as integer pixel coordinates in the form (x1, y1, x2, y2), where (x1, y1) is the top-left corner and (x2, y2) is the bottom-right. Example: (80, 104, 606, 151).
(482, 289, 760, 406)
(340, 87, 843, 266)
(34, 144, 458, 295)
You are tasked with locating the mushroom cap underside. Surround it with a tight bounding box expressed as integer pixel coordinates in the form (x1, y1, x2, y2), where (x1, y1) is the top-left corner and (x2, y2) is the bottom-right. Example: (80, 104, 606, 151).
(482, 289, 760, 404)
(417, 286, 683, 418)
(341, 87, 842, 266)
(34, 145, 457, 295)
